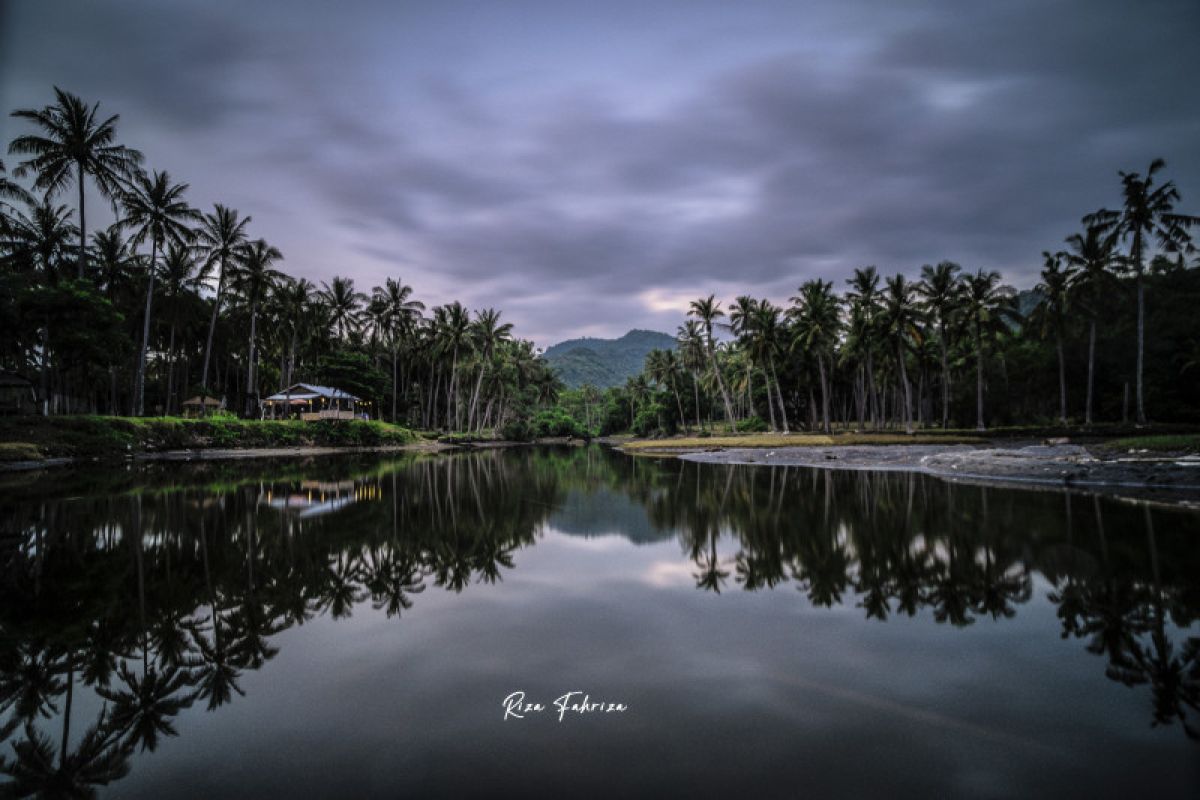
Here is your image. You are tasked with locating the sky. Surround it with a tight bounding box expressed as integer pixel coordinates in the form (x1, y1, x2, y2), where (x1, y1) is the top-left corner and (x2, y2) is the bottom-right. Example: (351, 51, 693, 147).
(1, 0, 1198, 347)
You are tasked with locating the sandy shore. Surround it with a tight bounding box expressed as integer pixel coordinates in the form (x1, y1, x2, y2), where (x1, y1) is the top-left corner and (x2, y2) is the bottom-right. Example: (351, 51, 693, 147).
(677, 444, 1200, 504)
(0, 441, 455, 472)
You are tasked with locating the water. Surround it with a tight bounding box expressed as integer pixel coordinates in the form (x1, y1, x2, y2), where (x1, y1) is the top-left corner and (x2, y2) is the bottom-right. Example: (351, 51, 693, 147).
(1, 446, 1197, 798)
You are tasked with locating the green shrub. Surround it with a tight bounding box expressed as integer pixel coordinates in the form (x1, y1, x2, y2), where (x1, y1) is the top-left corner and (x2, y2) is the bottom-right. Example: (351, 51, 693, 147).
(736, 416, 769, 433)
(501, 418, 534, 442)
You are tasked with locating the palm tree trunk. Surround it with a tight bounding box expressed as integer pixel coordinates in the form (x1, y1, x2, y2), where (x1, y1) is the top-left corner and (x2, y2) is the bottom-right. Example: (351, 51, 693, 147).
(974, 321, 985, 431)
(692, 370, 703, 431)
(818, 353, 831, 433)
(1056, 330, 1067, 425)
(469, 358, 486, 431)
(201, 259, 224, 390)
(245, 302, 258, 416)
(866, 350, 878, 429)
(392, 349, 399, 422)
(897, 341, 913, 434)
(1085, 317, 1097, 426)
(708, 342, 735, 427)
(166, 322, 177, 414)
(76, 161, 87, 281)
(770, 356, 789, 433)
(761, 368, 777, 431)
(1134, 254, 1146, 424)
(672, 379, 686, 432)
(939, 322, 950, 427)
(134, 237, 160, 416)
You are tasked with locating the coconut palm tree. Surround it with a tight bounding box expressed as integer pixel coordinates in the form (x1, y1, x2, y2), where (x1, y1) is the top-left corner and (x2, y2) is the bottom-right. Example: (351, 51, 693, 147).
(845, 267, 882, 428)
(688, 294, 736, 427)
(195, 204, 251, 391)
(646, 348, 687, 431)
(434, 302, 471, 430)
(8, 87, 143, 280)
(0, 158, 33, 213)
(2, 196, 78, 281)
(677, 320, 708, 431)
(790, 280, 840, 434)
(1064, 221, 1119, 425)
(881, 274, 921, 434)
(372, 277, 425, 422)
(230, 239, 284, 415)
(467, 308, 513, 431)
(276, 276, 315, 390)
(1032, 252, 1074, 425)
(752, 301, 790, 433)
(319, 275, 366, 342)
(961, 269, 1016, 431)
(119, 170, 199, 415)
(917, 261, 963, 427)
(1088, 159, 1199, 424)
(157, 242, 205, 413)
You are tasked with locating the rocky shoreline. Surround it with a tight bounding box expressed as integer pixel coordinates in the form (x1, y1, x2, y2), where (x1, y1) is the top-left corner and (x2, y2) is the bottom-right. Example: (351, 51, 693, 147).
(677, 444, 1200, 504)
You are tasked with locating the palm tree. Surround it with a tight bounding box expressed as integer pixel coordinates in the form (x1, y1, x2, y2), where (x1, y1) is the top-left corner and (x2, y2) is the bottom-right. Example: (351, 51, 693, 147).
(961, 269, 1016, 431)
(677, 320, 708, 431)
(319, 276, 366, 342)
(1064, 222, 1118, 425)
(1089, 159, 1199, 423)
(276, 276, 315, 390)
(158, 242, 204, 413)
(646, 348, 687, 431)
(434, 302, 471, 430)
(466, 308, 513, 431)
(881, 274, 920, 433)
(1032, 252, 1074, 425)
(2, 196, 78, 281)
(372, 277, 425, 422)
(790, 280, 840, 433)
(753, 301, 790, 433)
(230, 239, 284, 415)
(8, 87, 144, 280)
(845, 267, 882, 428)
(688, 294, 736, 427)
(119, 170, 199, 415)
(88, 225, 136, 301)
(917, 261, 962, 427)
(195, 204, 251, 391)
(0, 158, 33, 213)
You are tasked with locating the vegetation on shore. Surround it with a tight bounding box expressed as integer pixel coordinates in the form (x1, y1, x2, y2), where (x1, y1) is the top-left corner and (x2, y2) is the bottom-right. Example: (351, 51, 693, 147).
(1, 88, 561, 433)
(0, 415, 418, 461)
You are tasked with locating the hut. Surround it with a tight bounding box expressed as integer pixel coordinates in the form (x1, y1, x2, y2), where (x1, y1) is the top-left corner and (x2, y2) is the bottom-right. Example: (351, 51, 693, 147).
(262, 383, 363, 420)
(182, 395, 224, 417)
(0, 372, 36, 415)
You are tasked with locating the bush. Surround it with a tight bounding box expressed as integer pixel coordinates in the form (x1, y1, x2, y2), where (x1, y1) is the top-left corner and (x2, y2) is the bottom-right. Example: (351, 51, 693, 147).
(632, 402, 677, 438)
(530, 408, 586, 438)
(501, 418, 534, 442)
(736, 416, 769, 433)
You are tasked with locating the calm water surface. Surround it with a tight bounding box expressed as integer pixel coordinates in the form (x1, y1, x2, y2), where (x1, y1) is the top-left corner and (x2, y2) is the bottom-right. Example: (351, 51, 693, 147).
(1, 447, 1198, 798)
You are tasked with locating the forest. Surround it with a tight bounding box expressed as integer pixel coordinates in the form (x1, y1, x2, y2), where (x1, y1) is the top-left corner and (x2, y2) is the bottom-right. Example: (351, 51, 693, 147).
(3, 88, 1198, 439)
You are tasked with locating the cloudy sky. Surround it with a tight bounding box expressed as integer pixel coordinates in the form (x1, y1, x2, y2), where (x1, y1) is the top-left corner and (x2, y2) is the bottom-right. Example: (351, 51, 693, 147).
(2, 0, 1197, 346)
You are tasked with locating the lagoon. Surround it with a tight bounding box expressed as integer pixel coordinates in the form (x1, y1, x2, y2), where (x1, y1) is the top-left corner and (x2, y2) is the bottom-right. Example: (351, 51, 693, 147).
(1, 447, 1197, 797)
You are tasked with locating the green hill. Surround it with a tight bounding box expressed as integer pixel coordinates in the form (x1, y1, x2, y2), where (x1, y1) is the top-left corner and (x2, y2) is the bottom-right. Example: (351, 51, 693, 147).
(543, 329, 677, 389)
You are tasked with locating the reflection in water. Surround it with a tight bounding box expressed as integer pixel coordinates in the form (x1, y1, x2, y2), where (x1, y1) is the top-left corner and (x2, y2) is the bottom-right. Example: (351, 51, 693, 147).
(0, 446, 1198, 795)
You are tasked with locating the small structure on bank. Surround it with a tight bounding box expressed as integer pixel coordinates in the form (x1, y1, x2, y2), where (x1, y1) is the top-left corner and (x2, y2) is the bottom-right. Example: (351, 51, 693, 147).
(182, 395, 224, 417)
(262, 383, 364, 420)
(0, 372, 36, 415)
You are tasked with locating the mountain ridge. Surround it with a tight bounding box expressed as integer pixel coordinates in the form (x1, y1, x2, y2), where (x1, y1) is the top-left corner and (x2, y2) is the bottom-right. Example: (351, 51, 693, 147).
(543, 329, 676, 389)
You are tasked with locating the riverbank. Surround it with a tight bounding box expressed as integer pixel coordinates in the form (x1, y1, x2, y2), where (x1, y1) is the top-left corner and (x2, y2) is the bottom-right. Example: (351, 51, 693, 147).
(650, 438, 1200, 504)
(0, 415, 427, 469)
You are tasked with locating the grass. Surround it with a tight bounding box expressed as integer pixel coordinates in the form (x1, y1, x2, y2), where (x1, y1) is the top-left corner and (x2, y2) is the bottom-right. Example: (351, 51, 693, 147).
(621, 431, 988, 451)
(1097, 433, 1200, 453)
(0, 415, 418, 460)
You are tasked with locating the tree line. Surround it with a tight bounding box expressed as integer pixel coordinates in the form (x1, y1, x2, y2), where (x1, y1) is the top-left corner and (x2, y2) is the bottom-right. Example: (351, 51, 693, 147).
(0, 88, 560, 429)
(586, 160, 1200, 436)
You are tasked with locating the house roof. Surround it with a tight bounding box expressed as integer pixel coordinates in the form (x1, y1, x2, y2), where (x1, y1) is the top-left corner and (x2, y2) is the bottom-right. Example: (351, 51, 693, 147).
(0, 372, 33, 389)
(182, 395, 223, 406)
(263, 383, 361, 402)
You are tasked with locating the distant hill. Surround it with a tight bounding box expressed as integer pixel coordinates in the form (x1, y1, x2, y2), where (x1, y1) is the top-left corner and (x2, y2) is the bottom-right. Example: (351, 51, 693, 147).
(543, 329, 677, 389)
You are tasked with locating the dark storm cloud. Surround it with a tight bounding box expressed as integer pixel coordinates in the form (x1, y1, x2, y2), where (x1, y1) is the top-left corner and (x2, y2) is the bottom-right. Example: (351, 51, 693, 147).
(2, 0, 1198, 345)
